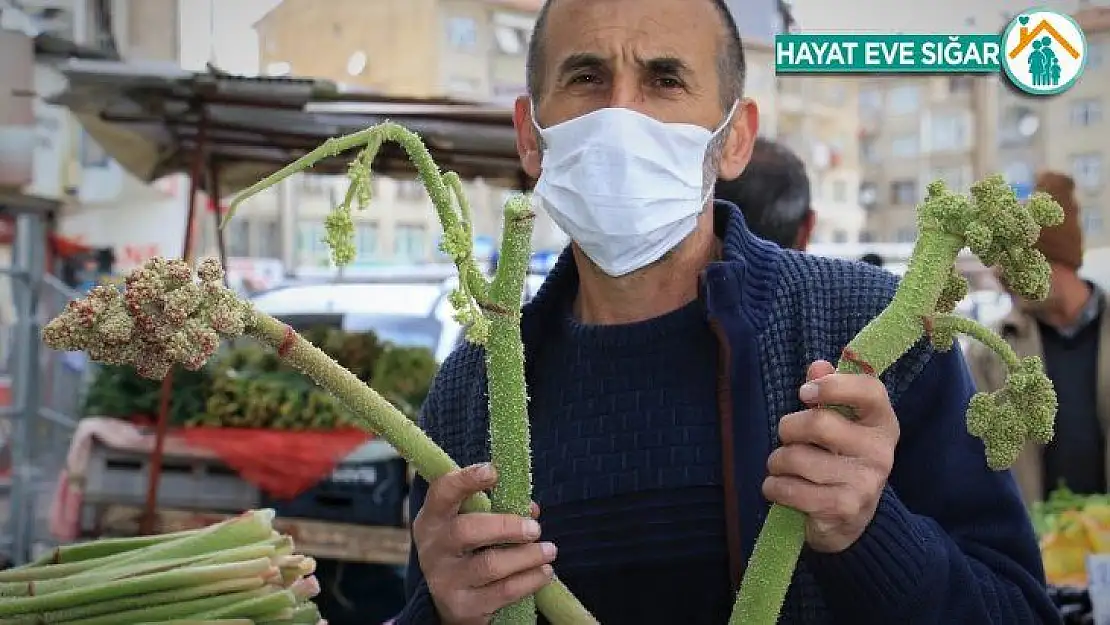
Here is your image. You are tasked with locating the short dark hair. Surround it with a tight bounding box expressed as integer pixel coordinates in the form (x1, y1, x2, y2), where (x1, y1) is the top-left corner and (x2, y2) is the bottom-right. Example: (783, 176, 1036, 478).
(526, 0, 745, 110)
(860, 253, 884, 267)
(714, 138, 811, 249)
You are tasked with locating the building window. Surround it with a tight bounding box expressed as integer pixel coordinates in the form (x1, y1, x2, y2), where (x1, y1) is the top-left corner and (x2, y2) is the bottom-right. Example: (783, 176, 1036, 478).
(860, 138, 880, 163)
(1003, 161, 1035, 186)
(887, 85, 920, 115)
(859, 88, 882, 113)
(395, 225, 428, 262)
(859, 230, 875, 243)
(494, 25, 529, 55)
(354, 223, 379, 262)
(890, 180, 917, 205)
(929, 113, 971, 152)
(890, 133, 919, 158)
(1070, 98, 1103, 127)
(397, 179, 427, 201)
(1089, 42, 1105, 69)
(1070, 153, 1104, 190)
(447, 16, 477, 50)
(257, 220, 280, 258)
(832, 229, 848, 243)
(226, 220, 250, 257)
(1083, 208, 1104, 235)
(296, 221, 331, 267)
(948, 76, 975, 93)
(896, 227, 917, 243)
(930, 166, 971, 192)
(859, 182, 877, 207)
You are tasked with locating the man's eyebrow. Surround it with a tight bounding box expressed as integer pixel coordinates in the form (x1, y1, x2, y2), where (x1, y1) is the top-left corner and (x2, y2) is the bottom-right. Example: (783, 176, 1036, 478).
(556, 52, 607, 78)
(554, 53, 694, 79)
(639, 56, 692, 76)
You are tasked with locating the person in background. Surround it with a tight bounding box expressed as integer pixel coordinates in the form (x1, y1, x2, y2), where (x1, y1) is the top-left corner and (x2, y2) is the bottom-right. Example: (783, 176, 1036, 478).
(860, 253, 884, 268)
(394, 0, 1055, 623)
(714, 137, 815, 250)
(968, 171, 1110, 505)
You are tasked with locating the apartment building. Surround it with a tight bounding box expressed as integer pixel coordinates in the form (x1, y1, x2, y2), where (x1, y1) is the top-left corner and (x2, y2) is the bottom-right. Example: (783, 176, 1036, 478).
(249, 0, 788, 268)
(13, 0, 178, 61)
(997, 6, 1110, 248)
(776, 74, 865, 243)
(856, 75, 996, 243)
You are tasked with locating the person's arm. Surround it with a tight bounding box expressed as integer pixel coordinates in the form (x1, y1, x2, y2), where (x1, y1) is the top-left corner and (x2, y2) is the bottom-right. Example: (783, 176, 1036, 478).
(803, 345, 1059, 625)
(393, 476, 442, 625)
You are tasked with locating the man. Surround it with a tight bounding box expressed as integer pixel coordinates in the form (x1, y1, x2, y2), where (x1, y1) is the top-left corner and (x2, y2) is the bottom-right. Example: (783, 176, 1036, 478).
(968, 171, 1110, 506)
(395, 1, 1055, 623)
(714, 138, 815, 250)
(860, 253, 884, 268)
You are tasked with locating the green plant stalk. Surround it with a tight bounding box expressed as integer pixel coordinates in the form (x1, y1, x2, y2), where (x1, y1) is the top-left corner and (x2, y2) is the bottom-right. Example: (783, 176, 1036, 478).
(729, 229, 964, 625)
(132, 621, 253, 625)
(0, 578, 263, 625)
(197, 589, 298, 619)
(730, 177, 1063, 625)
(17, 529, 201, 568)
(486, 199, 538, 625)
(0, 543, 278, 598)
(0, 558, 274, 617)
(246, 307, 593, 623)
(225, 123, 594, 624)
(56, 588, 270, 625)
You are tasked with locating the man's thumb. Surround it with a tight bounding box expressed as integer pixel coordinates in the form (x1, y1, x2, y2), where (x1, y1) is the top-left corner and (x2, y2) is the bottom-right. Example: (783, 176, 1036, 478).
(807, 359, 836, 382)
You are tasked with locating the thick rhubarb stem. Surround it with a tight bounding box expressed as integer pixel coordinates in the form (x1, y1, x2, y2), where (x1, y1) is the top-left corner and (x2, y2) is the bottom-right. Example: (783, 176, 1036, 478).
(0, 578, 262, 625)
(730, 229, 964, 625)
(0, 559, 274, 617)
(54, 588, 270, 625)
(486, 198, 538, 625)
(244, 312, 595, 624)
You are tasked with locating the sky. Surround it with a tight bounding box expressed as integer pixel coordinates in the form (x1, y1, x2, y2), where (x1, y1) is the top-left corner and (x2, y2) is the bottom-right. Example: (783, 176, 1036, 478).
(178, 0, 280, 75)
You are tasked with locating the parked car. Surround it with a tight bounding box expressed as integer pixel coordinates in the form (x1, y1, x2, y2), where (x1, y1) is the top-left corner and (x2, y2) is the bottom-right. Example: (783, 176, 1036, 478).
(249, 281, 462, 363)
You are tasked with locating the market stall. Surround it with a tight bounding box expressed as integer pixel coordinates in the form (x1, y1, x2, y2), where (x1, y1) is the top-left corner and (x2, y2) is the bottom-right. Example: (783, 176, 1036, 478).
(26, 60, 527, 618)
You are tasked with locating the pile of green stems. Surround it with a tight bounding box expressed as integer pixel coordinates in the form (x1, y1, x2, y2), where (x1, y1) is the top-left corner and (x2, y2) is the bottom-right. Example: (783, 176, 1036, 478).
(0, 509, 325, 625)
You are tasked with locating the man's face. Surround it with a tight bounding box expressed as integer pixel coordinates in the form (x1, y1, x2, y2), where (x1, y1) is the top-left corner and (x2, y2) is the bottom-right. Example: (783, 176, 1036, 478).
(513, 0, 757, 182)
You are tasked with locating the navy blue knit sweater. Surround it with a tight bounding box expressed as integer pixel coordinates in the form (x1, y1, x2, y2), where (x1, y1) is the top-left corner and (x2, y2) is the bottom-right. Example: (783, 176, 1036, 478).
(396, 201, 1059, 625)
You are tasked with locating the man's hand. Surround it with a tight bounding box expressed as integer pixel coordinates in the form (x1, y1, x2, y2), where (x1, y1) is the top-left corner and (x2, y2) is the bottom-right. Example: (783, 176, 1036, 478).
(763, 360, 900, 553)
(413, 463, 557, 625)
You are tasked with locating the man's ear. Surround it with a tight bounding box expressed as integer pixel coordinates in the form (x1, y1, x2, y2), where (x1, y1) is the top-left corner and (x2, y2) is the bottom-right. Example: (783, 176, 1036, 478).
(514, 96, 542, 179)
(718, 99, 759, 181)
(794, 209, 816, 251)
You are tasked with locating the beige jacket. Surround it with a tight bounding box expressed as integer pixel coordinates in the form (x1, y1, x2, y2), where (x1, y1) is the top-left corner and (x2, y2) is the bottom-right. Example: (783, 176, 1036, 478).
(966, 290, 1110, 505)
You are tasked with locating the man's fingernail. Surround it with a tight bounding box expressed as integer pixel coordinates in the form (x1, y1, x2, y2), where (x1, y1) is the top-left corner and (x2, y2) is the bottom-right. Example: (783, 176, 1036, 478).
(523, 519, 541, 539)
(799, 383, 819, 402)
(473, 463, 495, 480)
(541, 541, 557, 558)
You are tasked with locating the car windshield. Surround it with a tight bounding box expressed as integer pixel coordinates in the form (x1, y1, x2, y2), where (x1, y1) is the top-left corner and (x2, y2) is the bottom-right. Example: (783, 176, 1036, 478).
(342, 314, 444, 352)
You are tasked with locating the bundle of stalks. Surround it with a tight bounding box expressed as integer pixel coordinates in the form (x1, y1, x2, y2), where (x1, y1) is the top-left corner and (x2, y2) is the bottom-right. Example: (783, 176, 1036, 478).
(0, 510, 324, 625)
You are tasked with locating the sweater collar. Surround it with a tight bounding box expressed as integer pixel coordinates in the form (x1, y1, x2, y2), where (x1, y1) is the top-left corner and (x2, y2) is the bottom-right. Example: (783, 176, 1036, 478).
(521, 200, 784, 349)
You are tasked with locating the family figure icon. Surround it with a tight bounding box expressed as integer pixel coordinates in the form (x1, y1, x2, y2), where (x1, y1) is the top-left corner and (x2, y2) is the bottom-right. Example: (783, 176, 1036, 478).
(1003, 12, 1086, 94)
(1028, 36, 1062, 86)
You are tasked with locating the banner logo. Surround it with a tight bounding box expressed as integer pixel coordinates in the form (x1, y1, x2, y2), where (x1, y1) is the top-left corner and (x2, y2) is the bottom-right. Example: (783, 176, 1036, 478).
(774, 8, 1088, 96)
(1000, 10, 1088, 95)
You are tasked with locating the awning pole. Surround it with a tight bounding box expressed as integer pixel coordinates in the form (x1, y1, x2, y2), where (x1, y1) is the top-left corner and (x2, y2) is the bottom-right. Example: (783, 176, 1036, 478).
(139, 110, 207, 535)
(209, 162, 229, 285)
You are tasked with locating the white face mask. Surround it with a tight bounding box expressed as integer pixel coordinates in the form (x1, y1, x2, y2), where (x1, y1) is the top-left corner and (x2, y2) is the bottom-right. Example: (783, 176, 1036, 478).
(532, 102, 738, 277)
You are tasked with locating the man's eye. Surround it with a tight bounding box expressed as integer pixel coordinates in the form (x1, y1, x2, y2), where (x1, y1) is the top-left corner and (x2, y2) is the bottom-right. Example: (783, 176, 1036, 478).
(569, 73, 601, 85)
(654, 77, 684, 89)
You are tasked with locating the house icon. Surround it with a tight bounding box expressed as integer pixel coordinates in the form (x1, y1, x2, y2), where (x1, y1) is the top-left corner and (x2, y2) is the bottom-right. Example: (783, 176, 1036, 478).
(1008, 17, 1081, 60)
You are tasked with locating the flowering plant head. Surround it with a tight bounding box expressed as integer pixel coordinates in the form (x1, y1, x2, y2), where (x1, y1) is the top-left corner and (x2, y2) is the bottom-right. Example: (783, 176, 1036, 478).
(42, 257, 253, 379)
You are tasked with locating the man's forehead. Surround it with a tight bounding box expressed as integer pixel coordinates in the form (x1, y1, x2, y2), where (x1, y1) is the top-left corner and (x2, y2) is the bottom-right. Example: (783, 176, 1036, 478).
(541, 0, 719, 67)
